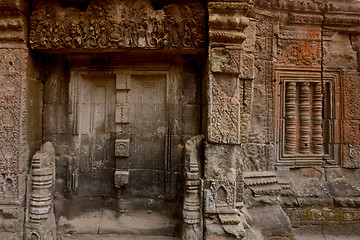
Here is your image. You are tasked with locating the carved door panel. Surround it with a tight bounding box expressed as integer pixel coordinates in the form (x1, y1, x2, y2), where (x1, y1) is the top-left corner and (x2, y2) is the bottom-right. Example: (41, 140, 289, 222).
(125, 73, 168, 199)
(75, 74, 116, 196)
(72, 71, 175, 201)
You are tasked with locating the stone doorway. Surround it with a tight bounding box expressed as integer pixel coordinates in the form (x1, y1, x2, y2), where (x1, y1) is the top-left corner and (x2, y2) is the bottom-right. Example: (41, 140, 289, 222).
(72, 71, 173, 203)
(45, 54, 203, 238)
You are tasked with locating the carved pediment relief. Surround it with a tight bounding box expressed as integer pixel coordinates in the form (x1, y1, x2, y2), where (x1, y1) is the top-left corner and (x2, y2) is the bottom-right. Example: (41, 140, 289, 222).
(30, 0, 206, 50)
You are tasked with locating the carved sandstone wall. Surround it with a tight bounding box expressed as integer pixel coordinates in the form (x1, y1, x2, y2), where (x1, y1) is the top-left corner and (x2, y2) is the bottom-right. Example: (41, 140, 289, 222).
(0, 0, 359, 239)
(249, 0, 360, 228)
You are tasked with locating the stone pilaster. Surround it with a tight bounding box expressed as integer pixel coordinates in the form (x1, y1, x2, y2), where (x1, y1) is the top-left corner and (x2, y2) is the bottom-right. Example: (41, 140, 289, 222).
(0, 1, 43, 239)
(204, 1, 254, 239)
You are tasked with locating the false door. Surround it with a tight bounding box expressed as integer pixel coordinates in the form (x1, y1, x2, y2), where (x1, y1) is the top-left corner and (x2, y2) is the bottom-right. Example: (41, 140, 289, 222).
(115, 71, 172, 200)
(73, 73, 116, 197)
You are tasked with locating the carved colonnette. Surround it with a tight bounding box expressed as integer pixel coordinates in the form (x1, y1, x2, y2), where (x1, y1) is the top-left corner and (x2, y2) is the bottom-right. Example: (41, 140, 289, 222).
(182, 135, 203, 240)
(30, 0, 206, 50)
(25, 143, 57, 240)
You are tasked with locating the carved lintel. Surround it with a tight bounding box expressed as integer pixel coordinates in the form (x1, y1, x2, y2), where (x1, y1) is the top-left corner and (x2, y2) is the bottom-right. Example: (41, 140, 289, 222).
(30, 0, 206, 50)
(276, 38, 322, 68)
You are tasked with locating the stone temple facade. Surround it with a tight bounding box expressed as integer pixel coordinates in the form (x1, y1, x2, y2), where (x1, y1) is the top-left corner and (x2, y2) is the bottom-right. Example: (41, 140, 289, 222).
(0, 0, 360, 239)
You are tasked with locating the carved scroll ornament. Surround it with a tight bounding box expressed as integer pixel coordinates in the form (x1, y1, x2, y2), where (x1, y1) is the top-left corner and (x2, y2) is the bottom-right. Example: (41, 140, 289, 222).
(30, 0, 206, 50)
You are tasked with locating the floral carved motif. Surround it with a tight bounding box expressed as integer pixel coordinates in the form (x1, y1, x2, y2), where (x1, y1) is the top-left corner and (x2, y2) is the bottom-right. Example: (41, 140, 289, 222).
(276, 39, 321, 68)
(30, 0, 206, 50)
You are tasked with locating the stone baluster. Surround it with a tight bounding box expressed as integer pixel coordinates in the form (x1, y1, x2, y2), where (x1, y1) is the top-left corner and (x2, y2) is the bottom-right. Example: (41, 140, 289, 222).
(285, 82, 297, 154)
(299, 82, 311, 154)
(312, 82, 323, 154)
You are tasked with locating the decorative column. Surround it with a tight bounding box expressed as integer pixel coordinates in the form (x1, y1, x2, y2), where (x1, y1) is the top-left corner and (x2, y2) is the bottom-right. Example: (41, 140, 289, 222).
(204, 1, 254, 239)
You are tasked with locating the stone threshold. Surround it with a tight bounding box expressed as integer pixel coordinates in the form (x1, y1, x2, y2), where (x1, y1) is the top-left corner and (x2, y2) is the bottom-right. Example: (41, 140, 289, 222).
(57, 209, 180, 238)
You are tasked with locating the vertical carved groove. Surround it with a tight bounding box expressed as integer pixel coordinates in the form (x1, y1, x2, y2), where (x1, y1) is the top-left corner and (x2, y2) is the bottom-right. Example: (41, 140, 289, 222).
(299, 82, 311, 154)
(312, 82, 323, 154)
(285, 82, 296, 154)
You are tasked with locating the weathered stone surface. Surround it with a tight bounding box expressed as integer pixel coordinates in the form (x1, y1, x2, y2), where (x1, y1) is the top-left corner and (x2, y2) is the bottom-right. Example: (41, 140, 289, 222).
(26, 142, 57, 240)
(247, 205, 294, 240)
(0, 9, 43, 235)
(1, 0, 360, 239)
(182, 135, 203, 240)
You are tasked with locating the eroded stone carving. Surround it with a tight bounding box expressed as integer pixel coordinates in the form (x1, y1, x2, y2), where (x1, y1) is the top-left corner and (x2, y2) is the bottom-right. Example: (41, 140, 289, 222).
(66, 156, 78, 192)
(26, 142, 56, 240)
(209, 74, 241, 144)
(343, 144, 360, 169)
(30, 0, 206, 50)
(182, 135, 203, 240)
(204, 178, 245, 239)
(115, 139, 130, 157)
(241, 143, 268, 172)
(244, 171, 282, 200)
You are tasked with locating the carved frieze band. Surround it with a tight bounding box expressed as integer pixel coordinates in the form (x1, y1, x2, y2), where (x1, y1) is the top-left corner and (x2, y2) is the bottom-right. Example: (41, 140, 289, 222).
(254, 0, 360, 15)
(30, 0, 206, 50)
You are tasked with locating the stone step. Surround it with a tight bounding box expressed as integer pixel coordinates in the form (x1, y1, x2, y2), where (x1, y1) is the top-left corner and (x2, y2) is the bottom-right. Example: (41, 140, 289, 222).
(58, 209, 180, 238)
(59, 234, 178, 240)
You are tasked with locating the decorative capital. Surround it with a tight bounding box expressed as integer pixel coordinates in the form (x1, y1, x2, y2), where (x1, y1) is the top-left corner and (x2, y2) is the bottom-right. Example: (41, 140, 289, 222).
(208, 0, 253, 47)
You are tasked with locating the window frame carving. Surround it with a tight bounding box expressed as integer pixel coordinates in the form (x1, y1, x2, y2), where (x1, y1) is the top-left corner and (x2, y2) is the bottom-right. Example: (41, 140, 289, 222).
(275, 70, 341, 166)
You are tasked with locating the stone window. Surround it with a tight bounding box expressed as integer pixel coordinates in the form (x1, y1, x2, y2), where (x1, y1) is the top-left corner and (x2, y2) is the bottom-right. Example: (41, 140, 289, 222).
(275, 71, 340, 165)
